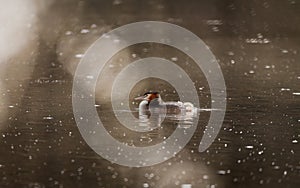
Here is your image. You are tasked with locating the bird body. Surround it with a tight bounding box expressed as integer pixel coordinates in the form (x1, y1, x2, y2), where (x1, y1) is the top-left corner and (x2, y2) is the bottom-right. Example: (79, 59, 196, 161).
(135, 91, 197, 116)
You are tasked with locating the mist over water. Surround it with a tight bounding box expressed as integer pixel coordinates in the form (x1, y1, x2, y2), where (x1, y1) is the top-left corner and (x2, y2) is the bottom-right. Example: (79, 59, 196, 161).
(0, 0, 41, 128)
(0, 0, 299, 187)
(0, 1, 37, 62)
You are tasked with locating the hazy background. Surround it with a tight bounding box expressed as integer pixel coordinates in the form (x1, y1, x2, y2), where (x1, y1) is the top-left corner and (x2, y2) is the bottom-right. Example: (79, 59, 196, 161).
(0, 0, 299, 187)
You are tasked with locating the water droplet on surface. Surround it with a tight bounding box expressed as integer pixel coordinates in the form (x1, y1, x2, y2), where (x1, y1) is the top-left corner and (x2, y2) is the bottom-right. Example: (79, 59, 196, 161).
(181, 184, 192, 188)
(217, 170, 226, 175)
(171, 57, 178, 61)
(43, 116, 53, 120)
(75, 54, 84, 59)
(80, 29, 90, 34)
(65, 31, 72, 35)
(203, 175, 209, 180)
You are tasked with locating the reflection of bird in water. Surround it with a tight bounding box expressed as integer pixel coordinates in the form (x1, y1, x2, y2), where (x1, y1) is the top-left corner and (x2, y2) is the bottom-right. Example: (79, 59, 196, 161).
(134, 91, 197, 117)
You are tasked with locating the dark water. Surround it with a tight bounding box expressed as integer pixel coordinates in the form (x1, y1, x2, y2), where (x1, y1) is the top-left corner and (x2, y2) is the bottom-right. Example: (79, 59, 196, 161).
(0, 0, 300, 187)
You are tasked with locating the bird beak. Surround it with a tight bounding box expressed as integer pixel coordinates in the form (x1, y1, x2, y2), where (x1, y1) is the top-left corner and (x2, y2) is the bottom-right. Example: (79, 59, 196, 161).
(134, 96, 146, 101)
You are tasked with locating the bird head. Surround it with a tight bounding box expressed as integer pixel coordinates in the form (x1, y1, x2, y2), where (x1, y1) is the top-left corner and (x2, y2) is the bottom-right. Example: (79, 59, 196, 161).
(134, 91, 160, 102)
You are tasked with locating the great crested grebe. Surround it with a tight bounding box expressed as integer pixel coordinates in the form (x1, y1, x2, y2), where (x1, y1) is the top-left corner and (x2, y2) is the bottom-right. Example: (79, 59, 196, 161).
(134, 91, 197, 116)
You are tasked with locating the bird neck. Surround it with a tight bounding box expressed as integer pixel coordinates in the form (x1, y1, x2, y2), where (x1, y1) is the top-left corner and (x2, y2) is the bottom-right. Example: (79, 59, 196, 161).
(139, 100, 149, 116)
